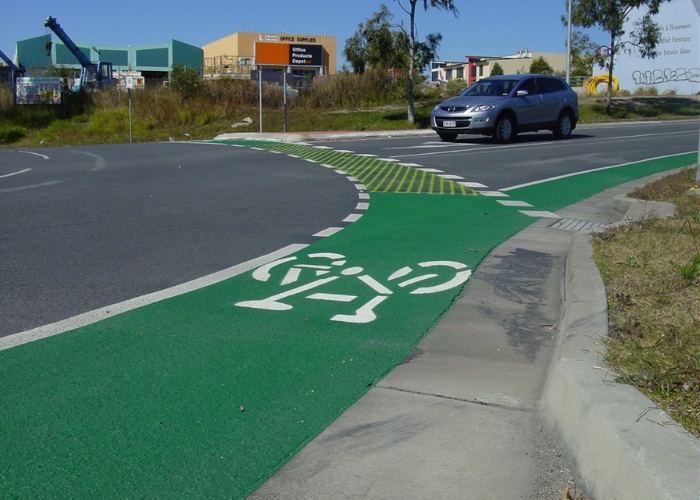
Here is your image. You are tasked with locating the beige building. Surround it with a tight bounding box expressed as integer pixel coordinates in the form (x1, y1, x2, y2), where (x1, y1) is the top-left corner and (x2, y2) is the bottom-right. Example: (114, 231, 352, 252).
(203, 32, 337, 78)
(432, 51, 567, 85)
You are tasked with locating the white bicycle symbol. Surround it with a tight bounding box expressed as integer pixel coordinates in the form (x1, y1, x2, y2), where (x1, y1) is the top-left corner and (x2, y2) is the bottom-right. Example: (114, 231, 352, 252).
(235, 252, 472, 324)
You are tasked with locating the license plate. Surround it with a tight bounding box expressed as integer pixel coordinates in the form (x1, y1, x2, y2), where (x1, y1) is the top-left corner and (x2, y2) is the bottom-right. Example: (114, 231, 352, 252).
(443, 120, 456, 127)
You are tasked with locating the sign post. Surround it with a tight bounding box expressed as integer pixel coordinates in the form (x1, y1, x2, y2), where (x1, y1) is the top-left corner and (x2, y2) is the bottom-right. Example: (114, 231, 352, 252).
(258, 70, 263, 133)
(126, 76, 134, 143)
(253, 42, 324, 133)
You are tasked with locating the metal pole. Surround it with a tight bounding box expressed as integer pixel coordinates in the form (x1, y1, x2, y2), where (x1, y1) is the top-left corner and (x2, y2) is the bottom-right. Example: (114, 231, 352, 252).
(694, 3, 700, 183)
(283, 71, 288, 133)
(566, 0, 572, 85)
(258, 69, 263, 133)
(128, 88, 133, 143)
(696, 123, 699, 182)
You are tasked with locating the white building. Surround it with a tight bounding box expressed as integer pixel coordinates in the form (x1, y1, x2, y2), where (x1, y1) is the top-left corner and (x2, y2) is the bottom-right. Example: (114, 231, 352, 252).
(614, 0, 699, 95)
(431, 51, 567, 86)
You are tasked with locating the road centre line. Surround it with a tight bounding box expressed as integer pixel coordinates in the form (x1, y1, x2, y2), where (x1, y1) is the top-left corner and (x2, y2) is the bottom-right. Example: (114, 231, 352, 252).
(390, 141, 557, 158)
(386, 129, 696, 159)
(0, 244, 308, 351)
(0, 168, 31, 179)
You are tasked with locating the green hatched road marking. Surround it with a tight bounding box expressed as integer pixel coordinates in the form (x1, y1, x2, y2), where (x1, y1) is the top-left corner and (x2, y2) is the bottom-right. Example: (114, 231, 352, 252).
(216, 140, 477, 195)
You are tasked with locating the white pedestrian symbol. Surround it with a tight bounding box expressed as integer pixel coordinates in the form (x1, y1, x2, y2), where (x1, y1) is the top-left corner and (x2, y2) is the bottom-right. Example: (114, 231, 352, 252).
(235, 252, 471, 323)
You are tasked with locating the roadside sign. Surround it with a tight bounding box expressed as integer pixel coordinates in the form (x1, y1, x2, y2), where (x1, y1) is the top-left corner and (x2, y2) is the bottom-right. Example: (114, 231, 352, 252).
(255, 42, 323, 67)
(15, 77, 61, 105)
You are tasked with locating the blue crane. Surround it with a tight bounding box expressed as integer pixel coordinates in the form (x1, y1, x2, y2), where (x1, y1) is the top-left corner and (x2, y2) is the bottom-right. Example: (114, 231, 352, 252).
(43, 16, 115, 91)
(0, 49, 25, 84)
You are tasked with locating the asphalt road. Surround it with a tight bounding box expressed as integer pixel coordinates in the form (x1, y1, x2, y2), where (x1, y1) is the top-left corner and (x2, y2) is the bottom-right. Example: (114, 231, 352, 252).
(2, 120, 697, 337)
(314, 120, 698, 190)
(0, 142, 360, 337)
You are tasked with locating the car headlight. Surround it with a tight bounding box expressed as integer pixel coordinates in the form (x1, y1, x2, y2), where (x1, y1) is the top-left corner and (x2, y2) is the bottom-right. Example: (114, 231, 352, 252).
(472, 105, 497, 112)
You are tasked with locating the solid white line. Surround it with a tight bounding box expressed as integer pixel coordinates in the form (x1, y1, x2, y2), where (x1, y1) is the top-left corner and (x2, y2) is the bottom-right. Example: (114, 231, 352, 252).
(17, 151, 49, 160)
(502, 151, 696, 191)
(0, 168, 31, 179)
(0, 244, 308, 351)
(72, 151, 106, 171)
(0, 181, 61, 193)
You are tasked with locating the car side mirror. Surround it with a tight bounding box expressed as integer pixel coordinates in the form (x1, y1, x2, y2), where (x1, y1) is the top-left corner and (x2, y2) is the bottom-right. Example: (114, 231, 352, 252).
(517, 90, 529, 97)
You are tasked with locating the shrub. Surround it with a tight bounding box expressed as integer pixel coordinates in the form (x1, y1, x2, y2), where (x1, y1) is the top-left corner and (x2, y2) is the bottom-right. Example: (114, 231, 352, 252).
(0, 125, 28, 144)
(633, 86, 659, 96)
(529, 56, 555, 75)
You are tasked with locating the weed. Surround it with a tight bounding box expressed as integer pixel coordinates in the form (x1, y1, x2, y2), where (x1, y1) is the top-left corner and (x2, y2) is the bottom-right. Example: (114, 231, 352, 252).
(672, 252, 700, 286)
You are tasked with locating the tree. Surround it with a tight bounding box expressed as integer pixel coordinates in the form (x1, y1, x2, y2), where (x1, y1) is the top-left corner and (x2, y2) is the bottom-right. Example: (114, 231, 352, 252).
(529, 56, 555, 75)
(170, 64, 203, 101)
(568, 31, 605, 76)
(343, 5, 402, 73)
(395, 0, 458, 124)
(343, 5, 445, 75)
(490, 62, 504, 76)
(570, 0, 670, 112)
(410, 32, 444, 74)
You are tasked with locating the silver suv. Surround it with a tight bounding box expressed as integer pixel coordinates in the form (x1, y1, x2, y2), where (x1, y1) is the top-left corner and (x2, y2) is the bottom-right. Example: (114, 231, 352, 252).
(431, 74, 579, 143)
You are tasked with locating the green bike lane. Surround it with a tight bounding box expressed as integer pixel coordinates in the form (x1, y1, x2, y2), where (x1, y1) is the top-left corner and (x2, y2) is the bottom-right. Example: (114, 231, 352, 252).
(0, 142, 694, 499)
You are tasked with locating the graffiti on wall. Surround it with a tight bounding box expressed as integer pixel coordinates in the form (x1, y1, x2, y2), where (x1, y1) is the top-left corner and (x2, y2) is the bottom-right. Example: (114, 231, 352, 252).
(632, 67, 700, 86)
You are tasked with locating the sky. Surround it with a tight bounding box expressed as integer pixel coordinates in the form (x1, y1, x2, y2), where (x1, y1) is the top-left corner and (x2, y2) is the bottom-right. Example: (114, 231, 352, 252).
(1, 0, 603, 69)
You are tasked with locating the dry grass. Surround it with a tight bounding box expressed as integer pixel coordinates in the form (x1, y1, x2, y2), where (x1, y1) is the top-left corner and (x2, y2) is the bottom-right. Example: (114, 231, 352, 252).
(592, 167, 700, 438)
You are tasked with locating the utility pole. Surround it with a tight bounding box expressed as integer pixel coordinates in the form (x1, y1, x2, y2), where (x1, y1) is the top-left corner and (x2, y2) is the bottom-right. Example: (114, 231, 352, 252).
(566, 0, 572, 84)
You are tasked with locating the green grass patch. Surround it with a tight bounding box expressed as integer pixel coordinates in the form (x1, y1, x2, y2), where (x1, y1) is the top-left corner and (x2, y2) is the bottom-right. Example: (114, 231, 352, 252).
(1, 74, 698, 148)
(592, 167, 700, 438)
(578, 96, 700, 122)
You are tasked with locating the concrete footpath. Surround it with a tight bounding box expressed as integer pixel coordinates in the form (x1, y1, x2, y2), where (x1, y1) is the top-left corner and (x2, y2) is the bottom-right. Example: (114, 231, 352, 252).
(235, 132, 700, 499)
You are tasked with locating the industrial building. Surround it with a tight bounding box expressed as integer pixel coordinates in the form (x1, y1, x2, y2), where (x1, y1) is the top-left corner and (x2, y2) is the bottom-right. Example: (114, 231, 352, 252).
(13, 34, 202, 83)
(203, 32, 337, 79)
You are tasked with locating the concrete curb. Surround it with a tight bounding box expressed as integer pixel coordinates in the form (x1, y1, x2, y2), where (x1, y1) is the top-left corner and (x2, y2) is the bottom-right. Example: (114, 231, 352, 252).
(611, 195, 676, 223)
(213, 130, 436, 143)
(541, 233, 700, 500)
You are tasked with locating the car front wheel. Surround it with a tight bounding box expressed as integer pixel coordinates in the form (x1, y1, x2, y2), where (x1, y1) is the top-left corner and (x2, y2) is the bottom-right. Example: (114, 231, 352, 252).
(494, 115, 516, 143)
(553, 112, 573, 139)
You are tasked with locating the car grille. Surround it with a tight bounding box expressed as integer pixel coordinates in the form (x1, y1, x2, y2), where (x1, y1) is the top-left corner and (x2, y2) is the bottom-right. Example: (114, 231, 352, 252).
(435, 117, 472, 127)
(439, 106, 469, 112)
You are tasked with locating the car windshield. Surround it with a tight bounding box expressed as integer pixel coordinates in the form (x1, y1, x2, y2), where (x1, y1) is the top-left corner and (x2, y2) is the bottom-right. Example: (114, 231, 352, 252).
(460, 79, 519, 97)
